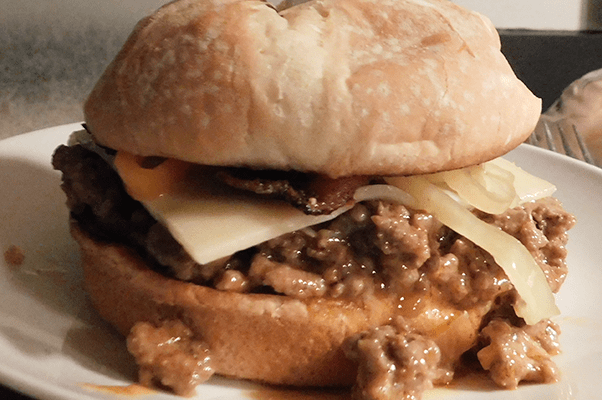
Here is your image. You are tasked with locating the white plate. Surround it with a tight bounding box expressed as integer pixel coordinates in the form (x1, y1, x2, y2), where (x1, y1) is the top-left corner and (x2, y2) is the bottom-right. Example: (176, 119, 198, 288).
(0, 123, 600, 400)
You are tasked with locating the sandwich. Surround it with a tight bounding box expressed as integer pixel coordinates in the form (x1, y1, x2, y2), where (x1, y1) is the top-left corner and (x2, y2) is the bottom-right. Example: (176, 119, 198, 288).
(51, 0, 576, 398)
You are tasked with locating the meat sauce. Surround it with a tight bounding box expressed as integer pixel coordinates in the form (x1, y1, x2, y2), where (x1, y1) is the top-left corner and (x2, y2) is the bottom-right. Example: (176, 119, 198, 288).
(52, 144, 576, 399)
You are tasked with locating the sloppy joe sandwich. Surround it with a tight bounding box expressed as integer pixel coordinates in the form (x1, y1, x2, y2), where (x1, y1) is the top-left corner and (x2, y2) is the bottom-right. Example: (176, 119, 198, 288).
(52, 0, 575, 398)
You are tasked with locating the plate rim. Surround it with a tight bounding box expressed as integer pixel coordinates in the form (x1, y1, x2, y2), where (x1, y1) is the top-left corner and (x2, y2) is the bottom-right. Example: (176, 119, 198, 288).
(0, 123, 600, 400)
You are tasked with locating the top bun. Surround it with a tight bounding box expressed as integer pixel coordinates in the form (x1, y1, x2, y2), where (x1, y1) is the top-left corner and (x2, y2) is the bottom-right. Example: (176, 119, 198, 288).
(84, 0, 541, 178)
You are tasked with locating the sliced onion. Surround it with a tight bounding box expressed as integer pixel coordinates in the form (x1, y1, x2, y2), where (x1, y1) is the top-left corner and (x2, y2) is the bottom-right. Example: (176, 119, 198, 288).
(385, 175, 559, 325)
(422, 158, 556, 215)
(426, 165, 516, 214)
(486, 157, 556, 204)
(354, 184, 417, 208)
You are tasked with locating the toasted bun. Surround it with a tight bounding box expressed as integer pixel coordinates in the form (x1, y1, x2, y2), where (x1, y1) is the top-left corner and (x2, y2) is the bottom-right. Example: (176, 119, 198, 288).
(84, 0, 541, 178)
(70, 221, 398, 386)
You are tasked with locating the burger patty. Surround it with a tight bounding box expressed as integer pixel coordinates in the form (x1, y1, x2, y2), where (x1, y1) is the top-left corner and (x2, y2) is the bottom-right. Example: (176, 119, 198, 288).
(53, 144, 575, 397)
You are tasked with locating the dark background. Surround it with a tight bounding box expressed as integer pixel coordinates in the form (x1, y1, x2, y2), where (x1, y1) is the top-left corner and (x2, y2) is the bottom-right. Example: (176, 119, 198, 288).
(500, 30, 602, 110)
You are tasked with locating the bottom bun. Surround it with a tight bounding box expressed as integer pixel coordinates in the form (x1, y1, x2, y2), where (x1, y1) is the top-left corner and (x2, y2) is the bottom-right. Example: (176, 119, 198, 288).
(70, 221, 399, 387)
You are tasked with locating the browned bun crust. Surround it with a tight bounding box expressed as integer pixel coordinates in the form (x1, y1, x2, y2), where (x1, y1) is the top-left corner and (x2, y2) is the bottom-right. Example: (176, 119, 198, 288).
(70, 221, 397, 386)
(84, 0, 541, 178)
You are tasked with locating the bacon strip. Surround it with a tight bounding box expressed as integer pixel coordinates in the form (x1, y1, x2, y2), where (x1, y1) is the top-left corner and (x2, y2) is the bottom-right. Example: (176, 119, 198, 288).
(217, 168, 371, 215)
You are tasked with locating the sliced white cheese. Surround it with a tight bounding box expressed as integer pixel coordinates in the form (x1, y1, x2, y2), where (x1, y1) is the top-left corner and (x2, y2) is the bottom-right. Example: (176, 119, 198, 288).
(144, 176, 351, 265)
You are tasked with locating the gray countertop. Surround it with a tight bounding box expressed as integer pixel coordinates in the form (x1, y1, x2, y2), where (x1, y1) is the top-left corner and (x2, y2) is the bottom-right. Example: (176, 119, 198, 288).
(0, 0, 166, 140)
(0, 26, 110, 139)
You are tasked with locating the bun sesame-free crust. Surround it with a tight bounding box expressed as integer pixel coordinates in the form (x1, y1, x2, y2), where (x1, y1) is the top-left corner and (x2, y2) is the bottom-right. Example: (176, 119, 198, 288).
(84, 0, 541, 177)
(70, 221, 397, 386)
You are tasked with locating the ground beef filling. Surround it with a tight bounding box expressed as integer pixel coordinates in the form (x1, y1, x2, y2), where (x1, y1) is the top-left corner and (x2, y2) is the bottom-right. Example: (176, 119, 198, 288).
(477, 319, 561, 389)
(344, 316, 452, 400)
(52, 144, 575, 398)
(127, 320, 214, 396)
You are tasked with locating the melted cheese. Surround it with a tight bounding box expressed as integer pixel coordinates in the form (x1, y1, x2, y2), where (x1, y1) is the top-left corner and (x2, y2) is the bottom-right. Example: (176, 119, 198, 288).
(143, 174, 351, 265)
